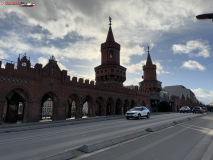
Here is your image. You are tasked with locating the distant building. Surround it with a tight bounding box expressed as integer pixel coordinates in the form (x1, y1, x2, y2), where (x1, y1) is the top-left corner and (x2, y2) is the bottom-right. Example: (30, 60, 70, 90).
(210, 98, 213, 106)
(124, 85, 135, 90)
(42, 98, 52, 117)
(163, 85, 196, 103)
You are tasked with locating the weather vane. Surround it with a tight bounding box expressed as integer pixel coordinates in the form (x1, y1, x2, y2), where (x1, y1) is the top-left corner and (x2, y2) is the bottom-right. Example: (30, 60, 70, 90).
(148, 46, 149, 53)
(109, 16, 112, 26)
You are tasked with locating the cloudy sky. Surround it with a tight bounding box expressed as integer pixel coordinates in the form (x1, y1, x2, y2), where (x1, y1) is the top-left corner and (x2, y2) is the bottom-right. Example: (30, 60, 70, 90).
(0, 0, 213, 104)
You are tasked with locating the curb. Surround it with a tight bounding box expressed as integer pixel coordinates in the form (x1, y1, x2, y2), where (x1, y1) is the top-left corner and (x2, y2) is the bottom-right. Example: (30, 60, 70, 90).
(77, 130, 149, 153)
(77, 113, 209, 154)
(41, 152, 75, 160)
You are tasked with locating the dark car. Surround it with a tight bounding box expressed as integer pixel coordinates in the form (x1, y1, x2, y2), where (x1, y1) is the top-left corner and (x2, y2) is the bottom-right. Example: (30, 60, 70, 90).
(202, 107, 207, 113)
(180, 106, 191, 113)
(192, 107, 203, 114)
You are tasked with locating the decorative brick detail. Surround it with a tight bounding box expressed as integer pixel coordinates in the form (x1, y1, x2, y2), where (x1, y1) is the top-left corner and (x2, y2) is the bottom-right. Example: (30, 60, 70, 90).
(70, 86, 134, 97)
(0, 76, 27, 84)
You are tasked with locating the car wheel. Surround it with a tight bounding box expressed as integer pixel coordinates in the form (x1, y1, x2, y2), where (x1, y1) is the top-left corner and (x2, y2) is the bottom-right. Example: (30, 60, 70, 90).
(187, 111, 188, 113)
(147, 113, 150, 118)
(138, 114, 141, 120)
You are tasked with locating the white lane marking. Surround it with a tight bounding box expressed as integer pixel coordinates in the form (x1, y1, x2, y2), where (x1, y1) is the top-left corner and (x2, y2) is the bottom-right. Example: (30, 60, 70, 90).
(201, 137, 213, 160)
(183, 129, 213, 160)
(72, 119, 205, 160)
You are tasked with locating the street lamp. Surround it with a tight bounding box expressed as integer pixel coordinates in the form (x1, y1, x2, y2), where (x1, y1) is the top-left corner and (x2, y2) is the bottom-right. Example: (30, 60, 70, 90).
(196, 13, 213, 23)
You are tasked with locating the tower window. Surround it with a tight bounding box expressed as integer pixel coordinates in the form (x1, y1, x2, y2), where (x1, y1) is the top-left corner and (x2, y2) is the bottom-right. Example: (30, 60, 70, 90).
(111, 69, 114, 72)
(97, 71, 99, 74)
(110, 50, 113, 58)
(52, 66, 54, 75)
(117, 70, 119, 73)
(101, 70, 103, 73)
(38, 68, 40, 76)
(105, 69, 107, 72)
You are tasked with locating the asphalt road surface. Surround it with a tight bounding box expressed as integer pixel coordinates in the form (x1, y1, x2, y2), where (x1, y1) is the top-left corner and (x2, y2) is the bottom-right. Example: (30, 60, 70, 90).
(74, 114, 213, 160)
(0, 113, 209, 160)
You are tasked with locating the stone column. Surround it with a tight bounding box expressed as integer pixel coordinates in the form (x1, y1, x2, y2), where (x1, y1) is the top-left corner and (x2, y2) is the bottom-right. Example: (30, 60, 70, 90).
(0, 101, 6, 124)
(102, 104, 106, 116)
(76, 102, 83, 119)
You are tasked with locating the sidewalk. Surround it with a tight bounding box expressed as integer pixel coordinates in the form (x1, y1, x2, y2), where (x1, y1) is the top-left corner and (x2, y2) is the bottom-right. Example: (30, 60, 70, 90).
(0, 115, 125, 134)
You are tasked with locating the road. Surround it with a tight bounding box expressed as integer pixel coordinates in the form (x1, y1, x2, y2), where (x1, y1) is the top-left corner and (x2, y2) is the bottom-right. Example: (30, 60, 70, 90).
(75, 114, 213, 160)
(0, 113, 208, 160)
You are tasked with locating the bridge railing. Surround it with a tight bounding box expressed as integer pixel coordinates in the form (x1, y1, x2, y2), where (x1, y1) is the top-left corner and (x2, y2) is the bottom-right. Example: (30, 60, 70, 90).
(150, 92, 171, 100)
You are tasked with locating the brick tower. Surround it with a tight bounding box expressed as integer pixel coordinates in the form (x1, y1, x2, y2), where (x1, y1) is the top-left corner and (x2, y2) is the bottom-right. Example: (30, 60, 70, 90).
(95, 18, 126, 86)
(139, 47, 162, 92)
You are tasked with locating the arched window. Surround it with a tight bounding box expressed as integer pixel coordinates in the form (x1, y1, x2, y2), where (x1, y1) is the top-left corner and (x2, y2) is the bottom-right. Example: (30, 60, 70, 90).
(110, 50, 113, 58)
(52, 66, 54, 75)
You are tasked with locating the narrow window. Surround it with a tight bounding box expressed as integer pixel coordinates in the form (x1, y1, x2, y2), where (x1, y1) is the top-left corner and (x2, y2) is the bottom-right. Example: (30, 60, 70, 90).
(38, 68, 40, 76)
(110, 50, 113, 58)
(52, 66, 54, 75)
(64, 75, 66, 81)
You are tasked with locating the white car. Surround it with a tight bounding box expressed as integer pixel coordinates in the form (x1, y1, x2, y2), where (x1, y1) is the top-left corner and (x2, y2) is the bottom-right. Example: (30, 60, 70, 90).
(126, 106, 150, 119)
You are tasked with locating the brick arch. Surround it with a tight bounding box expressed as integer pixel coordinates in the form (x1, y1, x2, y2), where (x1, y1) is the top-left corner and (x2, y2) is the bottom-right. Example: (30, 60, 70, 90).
(82, 94, 94, 104)
(95, 96, 105, 116)
(142, 100, 146, 106)
(124, 99, 130, 105)
(0, 90, 2, 100)
(130, 99, 136, 108)
(115, 98, 123, 106)
(106, 96, 115, 106)
(95, 95, 105, 103)
(3, 85, 32, 102)
(38, 89, 60, 104)
(66, 91, 81, 103)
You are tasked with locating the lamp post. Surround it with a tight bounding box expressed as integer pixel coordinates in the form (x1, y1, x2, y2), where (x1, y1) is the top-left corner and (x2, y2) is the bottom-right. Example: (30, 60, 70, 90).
(196, 13, 213, 23)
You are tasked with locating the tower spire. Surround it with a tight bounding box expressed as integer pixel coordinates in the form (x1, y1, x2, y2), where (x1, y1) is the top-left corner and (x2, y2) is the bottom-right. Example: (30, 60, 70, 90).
(146, 46, 153, 66)
(106, 16, 115, 42)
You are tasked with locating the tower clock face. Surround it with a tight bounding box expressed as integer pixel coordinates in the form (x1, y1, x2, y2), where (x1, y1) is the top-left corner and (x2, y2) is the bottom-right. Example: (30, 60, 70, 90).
(22, 62, 26, 66)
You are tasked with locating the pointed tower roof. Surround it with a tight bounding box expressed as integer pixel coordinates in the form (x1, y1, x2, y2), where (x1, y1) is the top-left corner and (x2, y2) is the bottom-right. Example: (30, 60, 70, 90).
(146, 48, 153, 66)
(106, 26, 115, 42)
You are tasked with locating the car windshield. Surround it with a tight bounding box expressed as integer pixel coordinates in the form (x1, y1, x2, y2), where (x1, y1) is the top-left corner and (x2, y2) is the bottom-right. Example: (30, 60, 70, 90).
(130, 108, 142, 111)
(182, 107, 187, 108)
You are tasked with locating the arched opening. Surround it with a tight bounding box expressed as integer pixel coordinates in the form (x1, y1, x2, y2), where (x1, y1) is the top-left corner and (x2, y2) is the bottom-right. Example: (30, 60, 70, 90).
(40, 92, 58, 121)
(142, 101, 146, 106)
(156, 101, 171, 112)
(42, 98, 53, 120)
(66, 94, 80, 119)
(110, 50, 113, 58)
(4, 88, 29, 123)
(106, 98, 114, 115)
(82, 95, 94, 118)
(115, 99, 122, 115)
(130, 100, 135, 109)
(95, 97, 104, 116)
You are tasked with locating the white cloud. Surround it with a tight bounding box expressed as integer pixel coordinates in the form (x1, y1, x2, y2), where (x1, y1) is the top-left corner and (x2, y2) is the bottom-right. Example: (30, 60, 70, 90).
(38, 57, 48, 67)
(124, 78, 141, 86)
(124, 60, 170, 75)
(28, 33, 44, 41)
(172, 39, 211, 58)
(191, 88, 213, 105)
(1, 63, 5, 69)
(180, 60, 206, 71)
